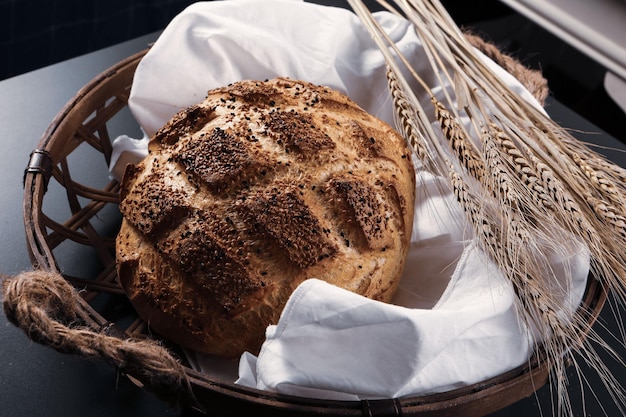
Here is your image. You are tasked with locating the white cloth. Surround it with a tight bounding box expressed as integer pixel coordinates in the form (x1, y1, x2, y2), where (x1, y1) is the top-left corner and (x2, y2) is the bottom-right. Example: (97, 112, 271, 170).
(109, 0, 590, 400)
(237, 170, 590, 399)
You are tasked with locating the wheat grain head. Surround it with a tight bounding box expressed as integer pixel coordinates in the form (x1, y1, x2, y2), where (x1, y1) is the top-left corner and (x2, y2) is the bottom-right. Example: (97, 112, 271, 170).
(347, 0, 626, 415)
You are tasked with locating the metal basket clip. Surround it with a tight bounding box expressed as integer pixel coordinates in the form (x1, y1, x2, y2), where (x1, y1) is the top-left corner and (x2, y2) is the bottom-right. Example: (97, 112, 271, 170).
(24, 149, 53, 191)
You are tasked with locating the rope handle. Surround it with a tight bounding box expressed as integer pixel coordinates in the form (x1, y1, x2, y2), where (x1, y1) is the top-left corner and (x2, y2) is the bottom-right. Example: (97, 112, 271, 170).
(2, 32, 548, 411)
(465, 31, 549, 105)
(2, 270, 191, 398)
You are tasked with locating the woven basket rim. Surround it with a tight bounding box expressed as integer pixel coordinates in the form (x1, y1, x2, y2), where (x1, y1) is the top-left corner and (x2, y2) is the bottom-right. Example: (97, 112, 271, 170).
(21, 46, 608, 416)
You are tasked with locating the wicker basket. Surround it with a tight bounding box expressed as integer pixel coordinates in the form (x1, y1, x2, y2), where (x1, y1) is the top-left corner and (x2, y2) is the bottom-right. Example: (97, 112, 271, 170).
(16, 42, 607, 417)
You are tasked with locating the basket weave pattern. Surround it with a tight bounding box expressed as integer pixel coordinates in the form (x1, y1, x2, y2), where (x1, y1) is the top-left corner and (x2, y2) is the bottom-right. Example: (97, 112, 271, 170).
(10, 38, 605, 416)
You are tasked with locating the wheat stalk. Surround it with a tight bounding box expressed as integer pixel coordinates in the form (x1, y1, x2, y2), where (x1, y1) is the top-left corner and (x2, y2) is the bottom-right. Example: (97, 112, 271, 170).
(385, 68, 437, 171)
(488, 123, 554, 210)
(434, 99, 485, 181)
(448, 166, 583, 417)
(346, 0, 626, 415)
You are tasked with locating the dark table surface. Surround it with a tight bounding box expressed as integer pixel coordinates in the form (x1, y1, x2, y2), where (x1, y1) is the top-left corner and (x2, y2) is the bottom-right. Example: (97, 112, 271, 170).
(1, 4, 625, 417)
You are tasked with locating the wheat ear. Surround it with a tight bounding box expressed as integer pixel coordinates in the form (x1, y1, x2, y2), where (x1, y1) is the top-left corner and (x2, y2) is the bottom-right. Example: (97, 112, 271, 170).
(433, 99, 485, 182)
(385, 67, 437, 170)
(449, 164, 591, 417)
(347, 0, 626, 415)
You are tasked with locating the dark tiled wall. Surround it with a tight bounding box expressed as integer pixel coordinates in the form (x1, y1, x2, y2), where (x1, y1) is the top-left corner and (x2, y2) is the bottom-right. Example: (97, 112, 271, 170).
(1, 0, 196, 80)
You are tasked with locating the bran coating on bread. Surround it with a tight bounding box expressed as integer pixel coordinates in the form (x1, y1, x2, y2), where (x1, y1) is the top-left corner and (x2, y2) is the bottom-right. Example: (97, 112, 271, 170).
(116, 77, 415, 358)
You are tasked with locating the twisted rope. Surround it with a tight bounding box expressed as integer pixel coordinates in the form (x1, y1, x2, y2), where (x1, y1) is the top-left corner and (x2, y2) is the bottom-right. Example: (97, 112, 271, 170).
(2, 270, 189, 395)
(464, 31, 549, 106)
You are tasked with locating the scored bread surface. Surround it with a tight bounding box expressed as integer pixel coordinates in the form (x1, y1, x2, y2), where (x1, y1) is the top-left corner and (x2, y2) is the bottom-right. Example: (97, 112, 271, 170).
(116, 78, 415, 358)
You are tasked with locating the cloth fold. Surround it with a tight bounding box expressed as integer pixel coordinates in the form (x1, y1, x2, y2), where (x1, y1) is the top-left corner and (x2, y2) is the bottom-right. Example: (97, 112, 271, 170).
(241, 243, 530, 400)
(109, 0, 590, 400)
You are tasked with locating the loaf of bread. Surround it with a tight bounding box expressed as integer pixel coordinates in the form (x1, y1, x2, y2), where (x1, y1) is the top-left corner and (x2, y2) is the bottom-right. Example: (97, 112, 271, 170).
(116, 78, 415, 358)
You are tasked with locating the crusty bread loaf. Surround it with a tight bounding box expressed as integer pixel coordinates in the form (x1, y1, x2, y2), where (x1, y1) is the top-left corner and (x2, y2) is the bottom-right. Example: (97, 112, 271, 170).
(116, 78, 415, 358)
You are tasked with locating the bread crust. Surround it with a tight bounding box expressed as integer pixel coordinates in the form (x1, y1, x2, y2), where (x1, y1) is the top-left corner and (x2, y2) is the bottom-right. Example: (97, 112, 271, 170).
(116, 78, 415, 357)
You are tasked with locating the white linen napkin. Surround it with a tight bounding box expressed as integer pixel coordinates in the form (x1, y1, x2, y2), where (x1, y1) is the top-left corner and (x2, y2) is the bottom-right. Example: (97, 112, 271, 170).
(236, 170, 590, 399)
(109, 0, 589, 399)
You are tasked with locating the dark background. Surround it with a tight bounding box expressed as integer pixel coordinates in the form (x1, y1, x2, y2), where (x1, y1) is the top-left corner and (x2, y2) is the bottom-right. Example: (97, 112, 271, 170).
(2, 0, 623, 143)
